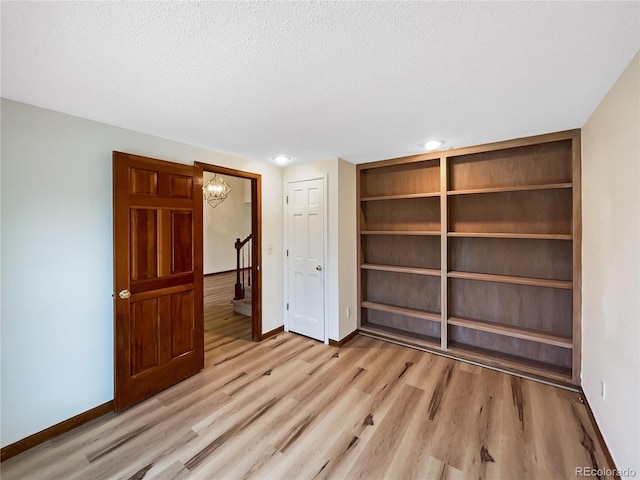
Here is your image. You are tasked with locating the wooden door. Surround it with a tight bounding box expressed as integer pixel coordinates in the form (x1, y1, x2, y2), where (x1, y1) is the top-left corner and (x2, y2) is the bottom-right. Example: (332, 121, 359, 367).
(113, 152, 203, 411)
(287, 177, 326, 341)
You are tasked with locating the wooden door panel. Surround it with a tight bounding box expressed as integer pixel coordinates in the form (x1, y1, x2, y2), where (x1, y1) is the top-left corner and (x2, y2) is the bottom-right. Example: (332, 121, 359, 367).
(130, 299, 160, 375)
(130, 208, 158, 280)
(157, 209, 173, 277)
(171, 291, 195, 357)
(114, 151, 203, 411)
(158, 295, 173, 365)
(169, 174, 193, 198)
(130, 168, 158, 196)
(171, 211, 193, 274)
(129, 291, 195, 376)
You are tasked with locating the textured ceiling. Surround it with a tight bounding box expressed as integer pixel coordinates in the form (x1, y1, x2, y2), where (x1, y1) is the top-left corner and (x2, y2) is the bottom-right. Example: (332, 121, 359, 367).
(2, 1, 639, 165)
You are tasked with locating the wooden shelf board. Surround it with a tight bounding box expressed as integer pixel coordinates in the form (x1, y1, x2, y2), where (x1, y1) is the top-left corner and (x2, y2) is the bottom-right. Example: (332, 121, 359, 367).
(361, 192, 440, 201)
(361, 264, 441, 277)
(447, 232, 572, 241)
(448, 316, 573, 348)
(361, 230, 441, 236)
(447, 271, 572, 289)
(447, 343, 573, 384)
(359, 323, 440, 349)
(447, 183, 572, 196)
(361, 301, 441, 322)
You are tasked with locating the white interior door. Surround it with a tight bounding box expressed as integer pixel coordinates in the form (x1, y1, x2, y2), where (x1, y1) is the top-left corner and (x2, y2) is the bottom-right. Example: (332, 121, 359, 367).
(287, 177, 326, 342)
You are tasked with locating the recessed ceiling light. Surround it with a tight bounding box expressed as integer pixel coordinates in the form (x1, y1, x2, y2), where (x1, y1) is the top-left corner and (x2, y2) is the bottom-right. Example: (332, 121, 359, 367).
(424, 140, 442, 151)
(272, 154, 291, 165)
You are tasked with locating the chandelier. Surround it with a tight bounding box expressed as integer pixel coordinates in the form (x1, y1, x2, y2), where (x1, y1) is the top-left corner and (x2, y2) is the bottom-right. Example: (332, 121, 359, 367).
(203, 174, 232, 208)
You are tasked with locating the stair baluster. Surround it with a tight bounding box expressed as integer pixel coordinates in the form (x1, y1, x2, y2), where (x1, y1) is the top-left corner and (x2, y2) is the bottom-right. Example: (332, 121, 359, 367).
(234, 233, 252, 300)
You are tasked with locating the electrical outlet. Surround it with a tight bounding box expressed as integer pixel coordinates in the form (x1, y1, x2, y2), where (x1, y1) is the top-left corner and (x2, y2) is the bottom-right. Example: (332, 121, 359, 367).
(346, 307, 351, 318)
(601, 380, 606, 400)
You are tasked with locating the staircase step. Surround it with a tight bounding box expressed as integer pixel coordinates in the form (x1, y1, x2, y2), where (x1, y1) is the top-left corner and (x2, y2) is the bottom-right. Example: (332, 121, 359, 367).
(232, 298, 252, 317)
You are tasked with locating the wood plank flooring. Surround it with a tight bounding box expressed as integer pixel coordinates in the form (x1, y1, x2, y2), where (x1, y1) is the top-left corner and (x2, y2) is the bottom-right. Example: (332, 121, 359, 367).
(203, 272, 252, 364)
(2, 273, 614, 479)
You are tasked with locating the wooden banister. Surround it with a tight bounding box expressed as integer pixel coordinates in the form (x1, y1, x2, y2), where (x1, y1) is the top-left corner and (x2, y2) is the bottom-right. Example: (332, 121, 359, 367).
(234, 234, 252, 300)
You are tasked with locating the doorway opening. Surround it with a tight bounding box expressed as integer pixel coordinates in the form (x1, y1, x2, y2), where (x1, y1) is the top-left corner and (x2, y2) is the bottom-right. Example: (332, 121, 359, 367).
(196, 163, 262, 353)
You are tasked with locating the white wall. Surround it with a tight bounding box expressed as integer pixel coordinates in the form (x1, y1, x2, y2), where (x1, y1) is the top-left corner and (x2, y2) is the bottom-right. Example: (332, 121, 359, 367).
(337, 158, 358, 340)
(283, 158, 357, 342)
(582, 52, 639, 477)
(203, 173, 252, 274)
(0, 98, 284, 447)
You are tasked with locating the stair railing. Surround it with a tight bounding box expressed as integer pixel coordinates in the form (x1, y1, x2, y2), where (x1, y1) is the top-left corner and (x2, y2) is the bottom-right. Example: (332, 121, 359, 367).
(234, 233, 252, 300)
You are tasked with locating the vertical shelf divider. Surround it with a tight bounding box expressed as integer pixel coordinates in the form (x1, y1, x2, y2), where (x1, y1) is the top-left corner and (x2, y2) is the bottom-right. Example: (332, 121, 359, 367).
(440, 155, 448, 350)
(356, 165, 363, 334)
(572, 130, 582, 384)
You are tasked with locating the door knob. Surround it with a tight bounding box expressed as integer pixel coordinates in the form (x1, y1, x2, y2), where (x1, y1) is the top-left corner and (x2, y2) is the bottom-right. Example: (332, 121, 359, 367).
(316, 265, 322, 271)
(119, 289, 131, 299)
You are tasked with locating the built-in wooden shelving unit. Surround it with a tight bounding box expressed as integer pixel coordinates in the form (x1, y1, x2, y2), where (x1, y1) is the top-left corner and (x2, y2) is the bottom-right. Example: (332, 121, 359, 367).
(357, 130, 581, 385)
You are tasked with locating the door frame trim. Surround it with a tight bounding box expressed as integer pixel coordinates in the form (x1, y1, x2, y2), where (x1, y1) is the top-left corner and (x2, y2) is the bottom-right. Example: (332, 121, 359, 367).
(283, 173, 329, 344)
(195, 162, 263, 341)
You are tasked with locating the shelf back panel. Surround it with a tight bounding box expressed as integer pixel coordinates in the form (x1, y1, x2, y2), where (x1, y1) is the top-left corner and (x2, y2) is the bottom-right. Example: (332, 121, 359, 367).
(448, 325, 572, 370)
(361, 197, 440, 231)
(363, 235, 440, 269)
(360, 160, 440, 197)
(449, 237, 572, 281)
(449, 278, 572, 337)
(448, 189, 572, 235)
(363, 270, 440, 313)
(449, 140, 572, 191)
(363, 310, 441, 339)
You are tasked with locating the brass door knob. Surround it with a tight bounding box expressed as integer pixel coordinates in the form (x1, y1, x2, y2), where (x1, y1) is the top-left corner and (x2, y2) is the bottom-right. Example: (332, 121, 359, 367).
(119, 289, 131, 299)
(316, 265, 322, 271)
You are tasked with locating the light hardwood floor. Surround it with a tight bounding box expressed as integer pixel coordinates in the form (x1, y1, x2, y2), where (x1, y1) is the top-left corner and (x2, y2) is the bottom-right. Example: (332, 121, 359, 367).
(2, 273, 614, 479)
(203, 272, 252, 363)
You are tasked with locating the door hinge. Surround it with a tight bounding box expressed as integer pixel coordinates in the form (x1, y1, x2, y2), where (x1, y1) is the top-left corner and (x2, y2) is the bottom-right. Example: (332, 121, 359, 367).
(286, 195, 288, 204)
(286, 249, 289, 257)
(286, 303, 289, 311)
